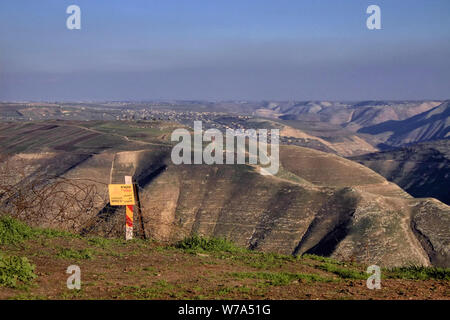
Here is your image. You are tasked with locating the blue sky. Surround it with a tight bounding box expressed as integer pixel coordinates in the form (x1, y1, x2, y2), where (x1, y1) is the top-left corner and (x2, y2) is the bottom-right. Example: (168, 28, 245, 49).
(0, 0, 449, 101)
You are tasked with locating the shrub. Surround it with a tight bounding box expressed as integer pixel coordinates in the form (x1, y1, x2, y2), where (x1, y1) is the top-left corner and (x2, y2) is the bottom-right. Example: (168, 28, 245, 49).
(0, 254, 37, 288)
(0, 215, 34, 245)
(175, 235, 243, 253)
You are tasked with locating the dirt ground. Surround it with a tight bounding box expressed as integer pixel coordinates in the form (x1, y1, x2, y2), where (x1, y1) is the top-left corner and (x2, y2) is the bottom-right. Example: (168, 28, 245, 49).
(0, 235, 448, 300)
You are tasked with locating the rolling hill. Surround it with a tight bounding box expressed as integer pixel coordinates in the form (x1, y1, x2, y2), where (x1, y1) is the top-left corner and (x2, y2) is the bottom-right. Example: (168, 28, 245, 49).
(358, 101, 450, 148)
(350, 139, 450, 205)
(261, 100, 442, 130)
(0, 120, 449, 267)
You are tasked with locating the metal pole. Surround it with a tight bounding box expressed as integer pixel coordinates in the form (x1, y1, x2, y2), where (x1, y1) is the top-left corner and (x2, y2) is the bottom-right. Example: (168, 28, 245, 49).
(125, 176, 133, 240)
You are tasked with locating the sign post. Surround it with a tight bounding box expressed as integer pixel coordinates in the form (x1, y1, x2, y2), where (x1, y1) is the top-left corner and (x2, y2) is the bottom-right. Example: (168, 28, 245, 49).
(108, 176, 135, 240)
(124, 176, 133, 240)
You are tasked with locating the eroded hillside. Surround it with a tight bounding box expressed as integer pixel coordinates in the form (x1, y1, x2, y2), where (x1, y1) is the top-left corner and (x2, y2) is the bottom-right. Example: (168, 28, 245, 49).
(0, 121, 448, 267)
(350, 139, 450, 205)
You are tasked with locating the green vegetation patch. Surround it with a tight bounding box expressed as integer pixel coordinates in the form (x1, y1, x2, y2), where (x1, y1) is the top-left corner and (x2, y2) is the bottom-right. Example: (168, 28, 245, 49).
(0, 215, 34, 245)
(229, 271, 335, 286)
(231, 251, 297, 269)
(0, 254, 37, 288)
(384, 266, 450, 281)
(0, 215, 79, 246)
(316, 263, 366, 279)
(117, 280, 176, 299)
(302, 254, 344, 265)
(87, 237, 121, 248)
(215, 285, 264, 298)
(56, 248, 94, 260)
(175, 235, 244, 254)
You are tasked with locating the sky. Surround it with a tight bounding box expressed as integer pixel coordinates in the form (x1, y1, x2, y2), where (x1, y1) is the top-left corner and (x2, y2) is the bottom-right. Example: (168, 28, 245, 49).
(0, 0, 449, 101)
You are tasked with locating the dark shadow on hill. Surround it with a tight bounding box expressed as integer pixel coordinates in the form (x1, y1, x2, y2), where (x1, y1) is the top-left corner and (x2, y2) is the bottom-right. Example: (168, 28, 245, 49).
(136, 165, 167, 188)
(357, 101, 449, 146)
(293, 188, 359, 257)
(350, 139, 450, 205)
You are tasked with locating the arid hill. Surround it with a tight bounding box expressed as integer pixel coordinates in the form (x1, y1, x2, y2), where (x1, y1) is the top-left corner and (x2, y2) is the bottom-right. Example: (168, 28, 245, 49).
(255, 100, 447, 155)
(358, 101, 450, 148)
(265, 100, 441, 130)
(0, 121, 448, 267)
(350, 139, 450, 205)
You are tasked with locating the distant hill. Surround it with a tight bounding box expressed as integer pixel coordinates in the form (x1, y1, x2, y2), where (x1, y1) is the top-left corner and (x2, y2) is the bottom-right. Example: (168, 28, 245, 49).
(350, 139, 450, 206)
(266, 100, 442, 130)
(257, 100, 444, 151)
(358, 101, 450, 147)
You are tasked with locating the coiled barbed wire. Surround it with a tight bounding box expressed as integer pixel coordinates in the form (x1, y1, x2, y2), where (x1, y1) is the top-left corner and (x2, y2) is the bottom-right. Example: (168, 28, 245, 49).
(0, 154, 187, 241)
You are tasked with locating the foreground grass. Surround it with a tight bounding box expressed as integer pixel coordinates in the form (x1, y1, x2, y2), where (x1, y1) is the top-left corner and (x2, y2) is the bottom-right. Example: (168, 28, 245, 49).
(316, 263, 367, 280)
(174, 234, 245, 254)
(0, 215, 77, 246)
(0, 216, 34, 245)
(384, 266, 450, 281)
(0, 215, 449, 299)
(229, 271, 336, 285)
(56, 248, 94, 260)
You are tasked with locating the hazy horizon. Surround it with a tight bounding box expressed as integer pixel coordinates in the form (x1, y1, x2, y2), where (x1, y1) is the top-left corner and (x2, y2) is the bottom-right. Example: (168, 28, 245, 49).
(1, 99, 449, 104)
(1, 0, 449, 101)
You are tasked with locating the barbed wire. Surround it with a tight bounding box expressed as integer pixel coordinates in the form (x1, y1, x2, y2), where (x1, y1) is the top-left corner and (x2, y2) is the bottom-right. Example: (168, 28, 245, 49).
(0, 154, 187, 241)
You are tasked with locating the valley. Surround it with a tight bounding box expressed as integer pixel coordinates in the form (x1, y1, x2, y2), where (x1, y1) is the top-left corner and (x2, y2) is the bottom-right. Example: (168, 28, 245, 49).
(0, 100, 449, 300)
(1, 100, 449, 269)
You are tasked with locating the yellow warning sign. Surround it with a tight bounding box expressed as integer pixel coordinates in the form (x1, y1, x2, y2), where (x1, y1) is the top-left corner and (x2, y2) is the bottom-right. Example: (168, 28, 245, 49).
(108, 184, 135, 206)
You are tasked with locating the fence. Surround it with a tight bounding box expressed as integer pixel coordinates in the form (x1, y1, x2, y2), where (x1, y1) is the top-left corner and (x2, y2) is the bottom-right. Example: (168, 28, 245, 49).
(0, 154, 188, 241)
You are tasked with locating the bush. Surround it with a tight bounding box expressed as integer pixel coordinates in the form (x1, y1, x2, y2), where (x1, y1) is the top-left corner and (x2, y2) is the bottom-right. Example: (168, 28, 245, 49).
(0, 215, 34, 245)
(175, 235, 243, 253)
(0, 254, 37, 288)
